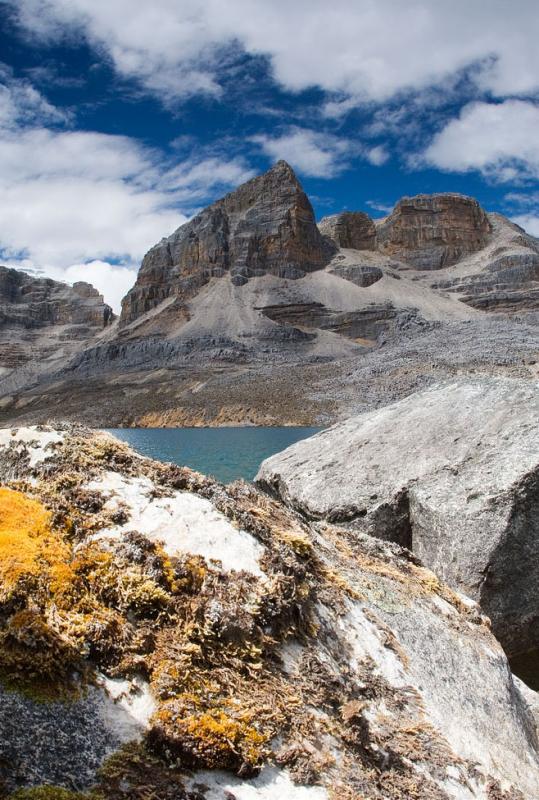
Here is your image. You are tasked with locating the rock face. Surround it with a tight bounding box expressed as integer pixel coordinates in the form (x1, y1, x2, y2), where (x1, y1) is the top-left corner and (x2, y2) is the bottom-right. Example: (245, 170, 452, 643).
(1, 165, 539, 429)
(120, 160, 334, 326)
(1, 424, 539, 799)
(0, 267, 113, 372)
(318, 211, 376, 250)
(256, 378, 539, 656)
(376, 194, 492, 269)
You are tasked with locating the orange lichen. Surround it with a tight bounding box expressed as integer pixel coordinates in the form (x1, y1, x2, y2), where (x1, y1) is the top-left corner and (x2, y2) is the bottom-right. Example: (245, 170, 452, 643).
(0, 488, 58, 592)
(151, 701, 268, 774)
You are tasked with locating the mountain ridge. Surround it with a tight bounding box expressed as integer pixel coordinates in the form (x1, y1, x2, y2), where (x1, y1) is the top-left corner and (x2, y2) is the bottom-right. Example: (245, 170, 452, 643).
(0, 161, 538, 427)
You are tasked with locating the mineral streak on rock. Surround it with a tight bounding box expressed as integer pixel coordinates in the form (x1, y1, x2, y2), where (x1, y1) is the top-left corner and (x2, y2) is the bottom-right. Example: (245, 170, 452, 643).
(1, 424, 538, 798)
(120, 160, 335, 326)
(318, 211, 377, 250)
(376, 193, 492, 269)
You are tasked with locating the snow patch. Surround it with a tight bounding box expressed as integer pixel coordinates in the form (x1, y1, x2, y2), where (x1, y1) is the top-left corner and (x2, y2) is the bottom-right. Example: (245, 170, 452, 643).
(0, 426, 64, 466)
(187, 767, 329, 799)
(85, 471, 266, 576)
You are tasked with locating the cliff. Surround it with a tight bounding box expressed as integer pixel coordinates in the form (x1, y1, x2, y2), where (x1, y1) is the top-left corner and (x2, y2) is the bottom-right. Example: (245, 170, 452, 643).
(0, 164, 538, 427)
(120, 160, 334, 327)
(0, 267, 113, 380)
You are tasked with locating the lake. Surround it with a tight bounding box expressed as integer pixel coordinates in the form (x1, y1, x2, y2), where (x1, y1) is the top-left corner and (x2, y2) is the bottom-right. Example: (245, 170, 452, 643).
(105, 426, 322, 484)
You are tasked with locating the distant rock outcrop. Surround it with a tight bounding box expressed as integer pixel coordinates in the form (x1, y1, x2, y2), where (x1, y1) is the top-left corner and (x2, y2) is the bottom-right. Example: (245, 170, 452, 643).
(318, 211, 376, 250)
(256, 377, 539, 657)
(120, 160, 334, 326)
(1, 166, 539, 429)
(376, 193, 492, 269)
(0, 267, 113, 372)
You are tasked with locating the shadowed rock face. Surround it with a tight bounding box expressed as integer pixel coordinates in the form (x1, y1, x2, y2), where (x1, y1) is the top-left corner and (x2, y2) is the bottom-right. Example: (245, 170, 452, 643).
(318, 211, 376, 250)
(0, 267, 113, 369)
(120, 160, 334, 326)
(377, 194, 492, 269)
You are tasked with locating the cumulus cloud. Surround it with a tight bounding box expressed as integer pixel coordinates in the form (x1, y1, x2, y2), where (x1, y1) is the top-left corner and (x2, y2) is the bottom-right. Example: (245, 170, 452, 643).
(422, 100, 539, 181)
(365, 146, 389, 166)
(7, 0, 539, 106)
(0, 76, 254, 310)
(251, 129, 353, 178)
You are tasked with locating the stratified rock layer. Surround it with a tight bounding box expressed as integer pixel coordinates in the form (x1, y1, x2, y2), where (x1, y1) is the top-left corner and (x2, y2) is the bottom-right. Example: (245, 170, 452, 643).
(0, 267, 113, 371)
(0, 424, 538, 799)
(256, 377, 539, 656)
(318, 211, 376, 250)
(377, 194, 492, 269)
(120, 160, 334, 326)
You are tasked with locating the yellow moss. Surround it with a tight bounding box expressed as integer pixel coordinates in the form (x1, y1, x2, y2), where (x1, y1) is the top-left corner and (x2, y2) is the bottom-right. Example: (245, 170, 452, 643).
(275, 528, 314, 557)
(0, 488, 63, 593)
(7, 788, 95, 799)
(153, 701, 269, 772)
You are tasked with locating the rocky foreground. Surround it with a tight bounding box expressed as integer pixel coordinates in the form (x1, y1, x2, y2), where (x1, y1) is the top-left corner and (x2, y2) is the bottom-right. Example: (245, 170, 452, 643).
(0, 419, 538, 798)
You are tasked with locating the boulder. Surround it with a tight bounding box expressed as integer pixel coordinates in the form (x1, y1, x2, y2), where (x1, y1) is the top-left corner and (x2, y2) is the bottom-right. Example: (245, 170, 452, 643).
(120, 160, 334, 326)
(256, 377, 539, 656)
(377, 193, 491, 269)
(0, 424, 538, 798)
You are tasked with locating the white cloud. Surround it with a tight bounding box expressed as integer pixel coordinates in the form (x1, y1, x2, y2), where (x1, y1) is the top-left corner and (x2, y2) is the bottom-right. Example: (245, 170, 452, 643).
(422, 100, 539, 181)
(512, 214, 539, 238)
(251, 128, 352, 178)
(366, 145, 389, 166)
(0, 66, 70, 128)
(0, 77, 254, 309)
(8, 1, 539, 106)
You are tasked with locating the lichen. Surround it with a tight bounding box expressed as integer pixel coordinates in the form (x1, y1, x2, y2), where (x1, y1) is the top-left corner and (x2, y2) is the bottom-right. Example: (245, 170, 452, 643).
(6, 788, 96, 800)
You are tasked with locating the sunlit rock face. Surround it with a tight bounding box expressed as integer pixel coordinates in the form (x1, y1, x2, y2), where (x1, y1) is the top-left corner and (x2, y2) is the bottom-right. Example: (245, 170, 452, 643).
(376, 193, 492, 269)
(120, 160, 334, 326)
(0, 423, 538, 799)
(256, 377, 539, 657)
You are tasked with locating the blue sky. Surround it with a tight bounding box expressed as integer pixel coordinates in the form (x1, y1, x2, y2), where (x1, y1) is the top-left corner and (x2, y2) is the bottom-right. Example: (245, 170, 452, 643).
(0, 0, 538, 310)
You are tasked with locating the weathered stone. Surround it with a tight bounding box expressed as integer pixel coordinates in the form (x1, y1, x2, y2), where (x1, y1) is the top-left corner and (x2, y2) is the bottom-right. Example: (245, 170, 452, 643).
(377, 193, 492, 269)
(1, 424, 539, 798)
(318, 211, 376, 250)
(0, 267, 114, 371)
(120, 161, 334, 326)
(330, 263, 383, 287)
(256, 378, 539, 656)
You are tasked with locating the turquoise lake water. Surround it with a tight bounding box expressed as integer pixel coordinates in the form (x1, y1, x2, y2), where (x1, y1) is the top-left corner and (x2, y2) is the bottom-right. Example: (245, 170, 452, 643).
(105, 426, 322, 484)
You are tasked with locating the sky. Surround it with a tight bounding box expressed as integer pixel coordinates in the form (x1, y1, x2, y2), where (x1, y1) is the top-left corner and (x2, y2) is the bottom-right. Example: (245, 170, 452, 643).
(0, 0, 538, 312)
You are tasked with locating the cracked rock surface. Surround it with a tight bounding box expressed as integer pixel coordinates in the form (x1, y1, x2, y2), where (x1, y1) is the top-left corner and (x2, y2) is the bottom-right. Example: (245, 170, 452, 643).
(0, 424, 537, 798)
(256, 377, 539, 656)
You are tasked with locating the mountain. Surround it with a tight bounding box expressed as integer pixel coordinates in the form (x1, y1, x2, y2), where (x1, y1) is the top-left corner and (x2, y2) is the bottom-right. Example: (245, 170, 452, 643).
(0, 268, 113, 399)
(0, 162, 538, 427)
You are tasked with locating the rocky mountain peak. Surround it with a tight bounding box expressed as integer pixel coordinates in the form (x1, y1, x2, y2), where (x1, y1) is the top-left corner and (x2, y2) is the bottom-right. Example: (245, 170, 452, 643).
(119, 161, 334, 327)
(376, 192, 492, 268)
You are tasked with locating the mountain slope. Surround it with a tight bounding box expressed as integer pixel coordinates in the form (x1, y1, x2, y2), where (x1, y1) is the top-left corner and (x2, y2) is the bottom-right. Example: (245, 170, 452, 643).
(0, 162, 538, 427)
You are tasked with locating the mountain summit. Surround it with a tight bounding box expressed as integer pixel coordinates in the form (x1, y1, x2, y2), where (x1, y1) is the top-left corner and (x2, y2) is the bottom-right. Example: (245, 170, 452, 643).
(120, 160, 333, 326)
(0, 163, 538, 427)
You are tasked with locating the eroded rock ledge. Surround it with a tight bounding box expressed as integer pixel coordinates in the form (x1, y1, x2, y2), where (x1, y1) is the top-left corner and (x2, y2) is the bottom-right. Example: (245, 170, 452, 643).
(0, 424, 538, 799)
